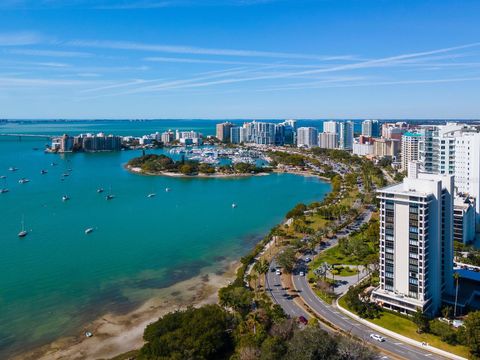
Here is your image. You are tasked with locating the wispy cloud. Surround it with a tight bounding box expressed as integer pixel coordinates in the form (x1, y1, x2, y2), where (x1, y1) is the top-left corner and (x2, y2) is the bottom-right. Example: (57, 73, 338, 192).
(67, 39, 358, 61)
(0, 31, 44, 46)
(0, 0, 287, 9)
(4, 48, 93, 58)
(105, 42, 480, 94)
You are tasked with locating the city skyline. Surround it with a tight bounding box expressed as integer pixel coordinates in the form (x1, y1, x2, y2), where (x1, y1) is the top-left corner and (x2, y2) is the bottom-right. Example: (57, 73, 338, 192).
(1, 0, 480, 118)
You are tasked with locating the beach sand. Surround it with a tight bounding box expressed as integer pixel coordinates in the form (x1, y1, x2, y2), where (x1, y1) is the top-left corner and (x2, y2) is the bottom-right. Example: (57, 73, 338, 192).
(15, 261, 239, 360)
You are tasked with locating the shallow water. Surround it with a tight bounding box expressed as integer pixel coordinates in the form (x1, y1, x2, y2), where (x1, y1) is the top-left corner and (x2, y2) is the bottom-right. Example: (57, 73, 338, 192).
(0, 120, 331, 356)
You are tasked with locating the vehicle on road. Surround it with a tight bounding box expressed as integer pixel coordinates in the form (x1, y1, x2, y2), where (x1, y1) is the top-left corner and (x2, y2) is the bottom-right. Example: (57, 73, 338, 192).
(370, 333, 385, 342)
(304, 257, 312, 263)
(275, 269, 282, 275)
(299, 271, 305, 276)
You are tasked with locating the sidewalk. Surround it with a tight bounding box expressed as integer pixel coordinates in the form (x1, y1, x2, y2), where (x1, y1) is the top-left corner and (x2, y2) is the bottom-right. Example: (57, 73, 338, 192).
(335, 295, 467, 360)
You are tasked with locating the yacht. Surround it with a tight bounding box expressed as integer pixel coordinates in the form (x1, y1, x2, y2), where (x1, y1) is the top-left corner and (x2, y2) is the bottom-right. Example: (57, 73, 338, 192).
(18, 178, 30, 184)
(0, 175, 6, 179)
(85, 228, 94, 234)
(8, 167, 18, 172)
(147, 193, 156, 198)
(18, 217, 27, 238)
(97, 188, 104, 193)
(62, 195, 70, 201)
(63, 173, 69, 177)
(0, 188, 9, 194)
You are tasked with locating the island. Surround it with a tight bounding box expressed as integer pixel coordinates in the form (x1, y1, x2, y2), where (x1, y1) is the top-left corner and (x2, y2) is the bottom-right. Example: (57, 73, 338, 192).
(125, 153, 271, 177)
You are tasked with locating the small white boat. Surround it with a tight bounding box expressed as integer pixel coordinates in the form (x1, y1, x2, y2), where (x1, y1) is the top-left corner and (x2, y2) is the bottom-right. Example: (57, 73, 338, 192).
(232, 203, 237, 208)
(40, 169, 48, 174)
(51, 162, 57, 166)
(18, 216, 27, 238)
(97, 188, 104, 193)
(147, 193, 156, 198)
(85, 228, 94, 234)
(18, 178, 30, 184)
(105, 194, 114, 200)
(8, 167, 18, 172)
(165, 187, 171, 192)
(0, 188, 9, 194)
(62, 195, 70, 201)
(0, 175, 6, 179)
(62, 173, 69, 177)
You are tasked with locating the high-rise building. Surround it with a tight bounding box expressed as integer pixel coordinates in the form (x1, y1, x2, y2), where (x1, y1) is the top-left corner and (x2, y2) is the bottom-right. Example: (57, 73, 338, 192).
(243, 121, 277, 145)
(373, 138, 401, 159)
(161, 130, 175, 144)
(362, 119, 380, 137)
(230, 126, 246, 144)
(279, 119, 297, 145)
(216, 122, 234, 142)
(297, 127, 318, 148)
(401, 132, 422, 172)
(454, 132, 480, 224)
(339, 121, 354, 150)
(323, 120, 339, 134)
(318, 132, 338, 149)
(417, 123, 480, 225)
(453, 195, 476, 244)
(372, 163, 454, 316)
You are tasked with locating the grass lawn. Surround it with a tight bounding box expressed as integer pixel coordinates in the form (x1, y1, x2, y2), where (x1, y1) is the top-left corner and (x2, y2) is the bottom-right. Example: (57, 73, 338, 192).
(314, 245, 362, 266)
(338, 297, 471, 358)
(336, 266, 358, 277)
(313, 288, 337, 304)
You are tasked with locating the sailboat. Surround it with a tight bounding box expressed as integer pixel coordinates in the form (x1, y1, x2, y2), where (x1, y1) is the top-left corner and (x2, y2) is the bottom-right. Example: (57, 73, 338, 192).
(0, 177, 8, 193)
(105, 186, 114, 200)
(18, 216, 28, 238)
(85, 227, 94, 234)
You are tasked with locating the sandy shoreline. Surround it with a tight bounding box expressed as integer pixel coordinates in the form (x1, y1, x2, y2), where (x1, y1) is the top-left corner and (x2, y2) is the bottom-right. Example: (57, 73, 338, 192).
(15, 261, 239, 360)
(126, 165, 269, 178)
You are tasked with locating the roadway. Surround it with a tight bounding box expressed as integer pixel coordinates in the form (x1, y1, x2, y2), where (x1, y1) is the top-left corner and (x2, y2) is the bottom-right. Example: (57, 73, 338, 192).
(266, 207, 451, 360)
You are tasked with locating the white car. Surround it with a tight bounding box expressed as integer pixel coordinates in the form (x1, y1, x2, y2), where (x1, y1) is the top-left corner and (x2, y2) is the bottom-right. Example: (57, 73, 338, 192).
(370, 333, 385, 342)
(299, 271, 305, 276)
(275, 269, 282, 275)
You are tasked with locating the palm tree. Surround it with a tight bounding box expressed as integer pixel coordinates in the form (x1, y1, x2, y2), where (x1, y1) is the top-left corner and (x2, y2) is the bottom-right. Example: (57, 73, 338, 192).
(257, 259, 270, 293)
(453, 272, 461, 319)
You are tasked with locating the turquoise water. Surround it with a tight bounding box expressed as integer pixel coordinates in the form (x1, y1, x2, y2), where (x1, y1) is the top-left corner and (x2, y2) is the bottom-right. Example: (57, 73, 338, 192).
(0, 121, 331, 356)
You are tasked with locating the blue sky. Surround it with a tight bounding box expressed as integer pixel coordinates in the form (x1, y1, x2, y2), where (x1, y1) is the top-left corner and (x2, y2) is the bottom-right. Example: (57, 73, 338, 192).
(0, 0, 480, 119)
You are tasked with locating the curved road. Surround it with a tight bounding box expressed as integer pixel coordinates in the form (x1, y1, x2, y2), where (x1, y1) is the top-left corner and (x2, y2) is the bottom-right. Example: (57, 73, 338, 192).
(292, 260, 451, 360)
(265, 208, 452, 360)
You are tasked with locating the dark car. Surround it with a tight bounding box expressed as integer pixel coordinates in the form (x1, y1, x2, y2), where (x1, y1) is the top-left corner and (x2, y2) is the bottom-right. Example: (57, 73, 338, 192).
(298, 316, 308, 325)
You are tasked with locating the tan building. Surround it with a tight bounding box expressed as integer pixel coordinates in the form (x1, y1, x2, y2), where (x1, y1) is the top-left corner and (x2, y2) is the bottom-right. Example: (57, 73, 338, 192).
(373, 138, 400, 158)
(216, 122, 234, 142)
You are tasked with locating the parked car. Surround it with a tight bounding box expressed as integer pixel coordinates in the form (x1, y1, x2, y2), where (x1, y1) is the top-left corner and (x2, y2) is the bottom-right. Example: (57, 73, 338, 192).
(298, 316, 308, 325)
(275, 269, 282, 275)
(370, 333, 385, 342)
